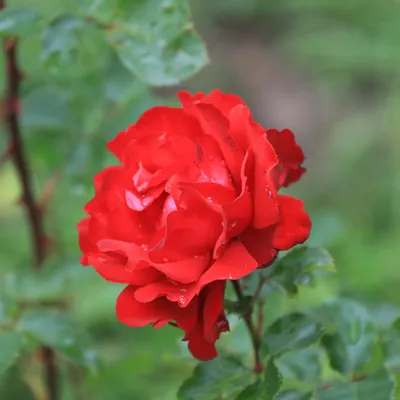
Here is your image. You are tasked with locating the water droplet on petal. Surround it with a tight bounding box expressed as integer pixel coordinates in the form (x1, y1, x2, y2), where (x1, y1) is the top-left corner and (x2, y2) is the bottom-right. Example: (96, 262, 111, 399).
(207, 154, 213, 161)
(162, 257, 169, 262)
(227, 274, 233, 280)
(207, 196, 213, 202)
(180, 288, 187, 293)
(141, 244, 149, 251)
(231, 221, 237, 228)
(178, 295, 187, 306)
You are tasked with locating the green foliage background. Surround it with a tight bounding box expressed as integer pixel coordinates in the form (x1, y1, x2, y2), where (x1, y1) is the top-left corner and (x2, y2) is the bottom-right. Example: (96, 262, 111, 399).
(0, 0, 399, 399)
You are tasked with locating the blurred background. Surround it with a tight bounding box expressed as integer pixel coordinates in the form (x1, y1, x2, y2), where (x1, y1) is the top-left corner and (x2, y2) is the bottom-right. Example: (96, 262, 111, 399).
(1, 0, 399, 399)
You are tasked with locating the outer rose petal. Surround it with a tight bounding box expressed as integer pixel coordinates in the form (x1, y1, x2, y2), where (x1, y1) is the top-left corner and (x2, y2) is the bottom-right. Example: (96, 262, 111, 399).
(188, 324, 218, 361)
(266, 128, 306, 188)
(272, 195, 312, 250)
(202, 281, 226, 337)
(202, 89, 246, 117)
(117, 285, 179, 327)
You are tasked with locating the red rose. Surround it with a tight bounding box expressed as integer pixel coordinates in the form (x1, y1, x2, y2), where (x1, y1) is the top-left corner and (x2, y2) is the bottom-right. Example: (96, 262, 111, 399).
(77, 89, 311, 360)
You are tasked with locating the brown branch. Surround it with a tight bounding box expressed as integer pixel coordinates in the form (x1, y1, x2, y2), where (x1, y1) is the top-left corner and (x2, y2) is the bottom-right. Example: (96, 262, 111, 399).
(0, 1, 58, 398)
(231, 280, 263, 373)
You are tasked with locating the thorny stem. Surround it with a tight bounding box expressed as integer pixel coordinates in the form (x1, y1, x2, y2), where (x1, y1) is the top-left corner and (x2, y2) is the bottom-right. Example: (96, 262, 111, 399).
(0, 1, 58, 398)
(231, 280, 263, 373)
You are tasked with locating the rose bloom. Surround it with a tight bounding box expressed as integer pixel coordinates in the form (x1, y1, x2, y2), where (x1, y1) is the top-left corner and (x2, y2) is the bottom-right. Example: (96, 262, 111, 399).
(77, 90, 311, 360)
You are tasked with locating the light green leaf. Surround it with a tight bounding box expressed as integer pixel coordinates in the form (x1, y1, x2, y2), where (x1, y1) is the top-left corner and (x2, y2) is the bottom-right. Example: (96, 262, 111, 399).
(315, 369, 395, 400)
(0, 7, 40, 37)
(0, 294, 18, 324)
(265, 246, 336, 295)
(314, 299, 378, 375)
(276, 348, 321, 383)
(17, 309, 98, 369)
(177, 355, 251, 400)
(0, 332, 24, 375)
(105, 0, 208, 86)
(276, 390, 313, 400)
(22, 88, 71, 130)
(42, 14, 84, 66)
(78, 0, 117, 24)
(382, 318, 400, 370)
(0, 367, 35, 399)
(262, 313, 325, 356)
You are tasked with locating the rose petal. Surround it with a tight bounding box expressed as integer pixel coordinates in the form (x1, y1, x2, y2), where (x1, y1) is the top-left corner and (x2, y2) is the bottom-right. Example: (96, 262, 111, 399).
(266, 128, 306, 188)
(117, 285, 179, 327)
(272, 195, 312, 250)
(241, 226, 277, 266)
(202, 281, 226, 338)
(187, 323, 218, 361)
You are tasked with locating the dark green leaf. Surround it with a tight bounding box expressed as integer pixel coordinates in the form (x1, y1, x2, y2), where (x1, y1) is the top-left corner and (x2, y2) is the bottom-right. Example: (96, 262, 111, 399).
(0, 7, 40, 37)
(235, 380, 262, 400)
(0, 332, 24, 374)
(276, 390, 313, 400)
(263, 357, 283, 399)
(262, 313, 325, 356)
(18, 309, 97, 369)
(42, 14, 83, 66)
(321, 333, 351, 375)
(265, 246, 336, 295)
(315, 299, 378, 375)
(224, 296, 253, 315)
(0, 367, 34, 399)
(276, 348, 321, 382)
(177, 355, 251, 400)
(105, 0, 208, 86)
(315, 369, 395, 400)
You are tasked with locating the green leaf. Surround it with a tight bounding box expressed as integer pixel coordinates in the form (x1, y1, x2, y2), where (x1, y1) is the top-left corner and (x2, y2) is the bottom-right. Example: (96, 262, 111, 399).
(0, 7, 40, 37)
(22, 88, 72, 130)
(235, 380, 263, 400)
(321, 333, 351, 375)
(42, 14, 84, 66)
(78, 0, 117, 24)
(314, 299, 378, 375)
(17, 309, 97, 369)
(224, 296, 253, 316)
(382, 318, 400, 370)
(177, 355, 251, 400)
(265, 246, 336, 295)
(276, 391, 313, 400)
(0, 367, 34, 399)
(263, 357, 283, 399)
(235, 358, 282, 400)
(0, 294, 18, 324)
(315, 369, 395, 400)
(0, 332, 24, 374)
(262, 313, 325, 356)
(105, 0, 208, 86)
(276, 348, 321, 383)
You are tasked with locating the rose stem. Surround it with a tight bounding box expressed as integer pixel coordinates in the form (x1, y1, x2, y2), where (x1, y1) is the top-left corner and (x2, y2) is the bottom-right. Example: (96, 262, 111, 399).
(231, 280, 263, 373)
(0, 1, 58, 397)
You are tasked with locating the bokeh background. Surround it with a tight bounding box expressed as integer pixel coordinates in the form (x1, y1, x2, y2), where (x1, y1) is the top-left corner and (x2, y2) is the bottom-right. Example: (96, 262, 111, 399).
(1, 0, 399, 399)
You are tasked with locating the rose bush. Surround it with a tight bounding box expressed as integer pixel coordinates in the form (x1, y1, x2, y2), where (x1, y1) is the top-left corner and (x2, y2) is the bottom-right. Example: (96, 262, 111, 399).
(77, 89, 311, 360)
